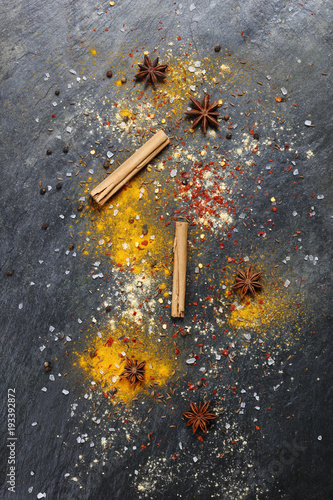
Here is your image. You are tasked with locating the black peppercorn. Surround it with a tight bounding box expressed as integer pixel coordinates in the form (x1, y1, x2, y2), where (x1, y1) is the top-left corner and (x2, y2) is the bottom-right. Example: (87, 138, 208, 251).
(182, 180, 188, 185)
(253, 133, 259, 140)
(46, 149, 52, 155)
(224, 114, 230, 121)
(6, 270, 14, 276)
(41, 223, 48, 230)
(110, 387, 117, 394)
(214, 44, 221, 52)
(40, 188, 46, 195)
(103, 160, 110, 169)
(106, 70, 113, 78)
(77, 205, 83, 212)
(197, 380, 203, 388)
(55, 89, 60, 96)
(105, 305, 112, 313)
(128, 217, 134, 224)
(63, 144, 69, 154)
(56, 182, 62, 190)
(142, 225, 148, 236)
(226, 132, 232, 139)
(69, 243, 75, 250)
(121, 77, 127, 84)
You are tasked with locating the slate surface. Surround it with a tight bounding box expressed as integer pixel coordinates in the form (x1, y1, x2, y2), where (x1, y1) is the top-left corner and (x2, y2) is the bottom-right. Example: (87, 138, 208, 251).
(1, 1, 332, 499)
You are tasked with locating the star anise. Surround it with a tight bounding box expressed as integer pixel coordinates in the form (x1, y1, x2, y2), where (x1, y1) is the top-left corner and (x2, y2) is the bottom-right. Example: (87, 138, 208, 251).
(231, 266, 262, 299)
(120, 358, 146, 387)
(134, 55, 168, 89)
(185, 94, 219, 134)
(183, 401, 218, 434)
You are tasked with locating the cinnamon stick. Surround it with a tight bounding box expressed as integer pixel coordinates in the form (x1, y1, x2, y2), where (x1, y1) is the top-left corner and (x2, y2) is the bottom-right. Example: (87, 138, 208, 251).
(171, 222, 188, 318)
(90, 130, 169, 205)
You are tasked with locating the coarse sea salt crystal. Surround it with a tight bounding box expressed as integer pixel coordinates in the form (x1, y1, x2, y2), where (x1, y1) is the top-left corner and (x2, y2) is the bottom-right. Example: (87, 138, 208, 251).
(190, 85, 196, 92)
(193, 456, 198, 462)
(62, 389, 69, 395)
(188, 66, 195, 73)
(186, 358, 196, 364)
(304, 120, 312, 127)
(317, 194, 324, 199)
(49, 374, 55, 381)
(284, 279, 290, 287)
(170, 169, 177, 178)
(190, 3, 196, 11)
(70, 69, 76, 74)
(281, 87, 287, 95)
(293, 169, 299, 175)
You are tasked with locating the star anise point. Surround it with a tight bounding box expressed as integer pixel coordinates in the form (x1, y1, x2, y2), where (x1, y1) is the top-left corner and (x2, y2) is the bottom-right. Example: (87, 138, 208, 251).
(120, 358, 146, 387)
(185, 94, 220, 134)
(231, 266, 263, 298)
(183, 401, 218, 434)
(135, 55, 168, 89)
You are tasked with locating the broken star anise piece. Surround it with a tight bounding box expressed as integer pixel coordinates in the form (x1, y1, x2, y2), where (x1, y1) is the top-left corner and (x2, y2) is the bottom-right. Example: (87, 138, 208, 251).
(183, 401, 218, 434)
(185, 94, 219, 134)
(231, 266, 262, 299)
(135, 55, 168, 89)
(120, 358, 146, 387)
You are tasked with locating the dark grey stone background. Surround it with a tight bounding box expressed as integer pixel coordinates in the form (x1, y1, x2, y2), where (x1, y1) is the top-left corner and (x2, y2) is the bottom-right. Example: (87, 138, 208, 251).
(1, 1, 332, 499)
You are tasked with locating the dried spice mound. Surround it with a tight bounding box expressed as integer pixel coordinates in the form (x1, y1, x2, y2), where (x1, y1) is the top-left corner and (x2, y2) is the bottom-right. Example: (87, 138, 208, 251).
(120, 358, 146, 387)
(232, 266, 262, 299)
(183, 401, 218, 434)
(185, 94, 219, 134)
(135, 55, 168, 89)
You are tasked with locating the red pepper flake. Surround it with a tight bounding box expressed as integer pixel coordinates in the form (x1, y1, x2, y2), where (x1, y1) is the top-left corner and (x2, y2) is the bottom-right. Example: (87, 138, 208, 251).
(229, 305, 236, 312)
(188, 383, 196, 390)
(52, 114, 56, 118)
(222, 349, 229, 356)
(141, 445, 146, 450)
(197, 435, 204, 442)
(175, 348, 180, 355)
(106, 337, 113, 347)
(103, 392, 109, 398)
(272, 206, 277, 212)
(275, 96, 282, 102)
(172, 454, 178, 459)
